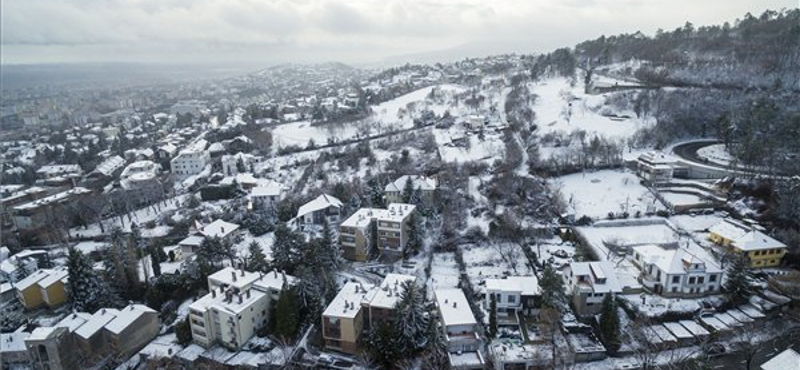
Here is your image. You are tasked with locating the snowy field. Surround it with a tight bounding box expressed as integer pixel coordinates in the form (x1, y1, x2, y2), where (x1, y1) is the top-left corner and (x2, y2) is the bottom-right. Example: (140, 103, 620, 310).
(552, 169, 665, 219)
(429, 252, 460, 293)
(531, 77, 654, 139)
(70, 195, 188, 238)
(271, 84, 466, 149)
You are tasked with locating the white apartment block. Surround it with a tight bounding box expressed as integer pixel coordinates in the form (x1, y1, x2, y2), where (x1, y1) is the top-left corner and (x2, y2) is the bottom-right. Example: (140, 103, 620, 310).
(170, 140, 209, 180)
(434, 288, 485, 370)
(339, 203, 416, 261)
(189, 267, 297, 350)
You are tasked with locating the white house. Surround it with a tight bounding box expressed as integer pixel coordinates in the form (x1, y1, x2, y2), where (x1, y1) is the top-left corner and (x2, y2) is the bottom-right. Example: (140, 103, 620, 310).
(295, 194, 342, 228)
(484, 276, 540, 319)
(562, 262, 622, 316)
(178, 219, 240, 255)
(250, 181, 283, 211)
(434, 288, 484, 370)
(631, 244, 723, 297)
(636, 151, 683, 183)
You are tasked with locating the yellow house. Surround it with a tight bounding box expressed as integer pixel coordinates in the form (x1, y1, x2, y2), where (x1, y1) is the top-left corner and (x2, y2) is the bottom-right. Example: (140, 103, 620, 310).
(37, 268, 68, 308)
(709, 220, 787, 268)
(14, 268, 68, 310)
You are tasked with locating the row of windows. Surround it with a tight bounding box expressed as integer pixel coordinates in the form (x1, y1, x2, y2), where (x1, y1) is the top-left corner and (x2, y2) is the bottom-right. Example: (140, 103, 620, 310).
(751, 249, 783, 256)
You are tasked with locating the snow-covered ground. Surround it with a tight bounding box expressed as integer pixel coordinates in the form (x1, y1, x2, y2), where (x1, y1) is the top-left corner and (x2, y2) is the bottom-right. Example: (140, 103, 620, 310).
(531, 77, 654, 139)
(70, 195, 188, 238)
(428, 252, 460, 295)
(697, 143, 734, 166)
(460, 243, 533, 292)
(552, 169, 665, 219)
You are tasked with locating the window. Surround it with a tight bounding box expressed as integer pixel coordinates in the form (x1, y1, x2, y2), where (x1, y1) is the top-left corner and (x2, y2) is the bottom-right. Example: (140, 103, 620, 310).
(672, 287, 678, 293)
(697, 276, 704, 284)
(508, 295, 516, 303)
(688, 277, 695, 284)
(672, 276, 680, 284)
(709, 275, 717, 282)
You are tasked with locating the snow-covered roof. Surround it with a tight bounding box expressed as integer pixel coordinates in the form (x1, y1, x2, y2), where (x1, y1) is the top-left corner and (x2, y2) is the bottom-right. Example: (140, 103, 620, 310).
(341, 208, 384, 229)
(737, 304, 766, 320)
(678, 320, 710, 337)
(296, 194, 342, 219)
(75, 308, 120, 339)
(208, 142, 225, 153)
(709, 219, 786, 251)
(201, 219, 240, 239)
(104, 304, 156, 335)
(55, 312, 93, 332)
(13, 269, 50, 291)
(13, 187, 92, 211)
(120, 160, 159, 182)
(1, 332, 29, 353)
(385, 175, 437, 193)
(566, 261, 623, 294)
(179, 235, 203, 248)
(36, 164, 82, 175)
(35, 267, 68, 288)
(27, 327, 58, 341)
(485, 276, 540, 296)
(190, 287, 267, 315)
(250, 181, 283, 197)
(632, 244, 721, 275)
(760, 348, 800, 370)
(176, 344, 206, 362)
(379, 203, 416, 223)
(208, 266, 261, 291)
(251, 270, 298, 292)
(434, 288, 477, 327)
(91, 155, 125, 176)
(323, 281, 375, 319)
(637, 151, 679, 166)
(367, 274, 416, 309)
(662, 322, 692, 340)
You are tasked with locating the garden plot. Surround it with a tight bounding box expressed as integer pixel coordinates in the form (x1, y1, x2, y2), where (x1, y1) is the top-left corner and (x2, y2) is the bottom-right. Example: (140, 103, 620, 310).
(460, 243, 533, 292)
(529, 236, 576, 268)
(619, 294, 725, 319)
(552, 169, 665, 219)
(429, 252, 461, 293)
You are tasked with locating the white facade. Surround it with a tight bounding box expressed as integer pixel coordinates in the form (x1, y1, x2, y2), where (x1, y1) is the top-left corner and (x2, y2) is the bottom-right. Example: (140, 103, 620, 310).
(632, 244, 722, 297)
(170, 140, 209, 180)
(483, 276, 540, 317)
(563, 262, 623, 316)
(434, 288, 484, 369)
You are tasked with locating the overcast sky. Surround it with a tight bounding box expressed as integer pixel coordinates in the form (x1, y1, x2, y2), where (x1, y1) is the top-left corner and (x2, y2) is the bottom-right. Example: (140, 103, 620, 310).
(1, 0, 795, 66)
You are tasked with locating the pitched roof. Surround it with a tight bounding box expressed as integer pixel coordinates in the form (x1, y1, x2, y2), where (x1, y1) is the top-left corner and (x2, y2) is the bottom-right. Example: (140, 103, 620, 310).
(104, 304, 157, 335)
(385, 175, 437, 193)
(760, 348, 800, 370)
(201, 219, 240, 239)
(296, 194, 342, 218)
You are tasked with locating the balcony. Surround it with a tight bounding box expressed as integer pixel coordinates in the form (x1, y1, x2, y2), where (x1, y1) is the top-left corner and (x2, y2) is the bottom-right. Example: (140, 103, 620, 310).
(638, 274, 661, 291)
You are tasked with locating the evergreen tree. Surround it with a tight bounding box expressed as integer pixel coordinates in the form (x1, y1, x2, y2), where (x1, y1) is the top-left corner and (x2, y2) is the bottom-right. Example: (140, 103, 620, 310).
(246, 241, 269, 272)
(365, 322, 399, 368)
(404, 212, 424, 257)
(539, 262, 567, 311)
(392, 280, 430, 357)
(236, 157, 246, 174)
(175, 316, 192, 345)
(489, 294, 498, 338)
(724, 254, 752, 305)
(105, 227, 141, 300)
(66, 248, 117, 312)
(318, 220, 342, 271)
(272, 223, 305, 273)
(274, 282, 300, 341)
(599, 295, 621, 354)
(150, 248, 162, 277)
(368, 179, 385, 208)
(402, 177, 415, 203)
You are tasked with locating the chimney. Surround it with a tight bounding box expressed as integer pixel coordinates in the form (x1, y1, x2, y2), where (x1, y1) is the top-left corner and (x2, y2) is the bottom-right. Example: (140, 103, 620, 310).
(232, 271, 237, 282)
(273, 270, 277, 279)
(237, 294, 242, 304)
(212, 290, 216, 298)
(246, 290, 251, 299)
(453, 302, 457, 308)
(240, 269, 245, 277)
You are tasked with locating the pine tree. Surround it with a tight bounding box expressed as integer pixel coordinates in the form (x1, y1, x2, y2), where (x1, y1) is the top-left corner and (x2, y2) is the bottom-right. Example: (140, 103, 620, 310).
(365, 322, 399, 368)
(539, 262, 567, 311)
(175, 316, 193, 345)
(150, 248, 162, 277)
(272, 223, 304, 273)
(599, 295, 621, 354)
(368, 179, 385, 208)
(724, 254, 752, 305)
(319, 220, 342, 271)
(404, 211, 424, 257)
(105, 227, 141, 300)
(393, 280, 430, 357)
(66, 248, 117, 312)
(236, 157, 246, 174)
(274, 282, 300, 341)
(246, 241, 269, 272)
(402, 177, 415, 203)
(489, 294, 498, 339)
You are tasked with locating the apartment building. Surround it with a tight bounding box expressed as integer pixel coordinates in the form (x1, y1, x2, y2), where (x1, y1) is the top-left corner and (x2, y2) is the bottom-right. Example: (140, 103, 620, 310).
(562, 262, 622, 316)
(170, 140, 210, 180)
(12, 187, 93, 230)
(25, 304, 158, 370)
(433, 288, 484, 370)
(321, 274, 416, 355)
(709, 219, 787, 268)
(632, 244, 723, 297)
(189, 268, 298, 350)
(339, 203, 416, 262)
(15, 267, 68, 310)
